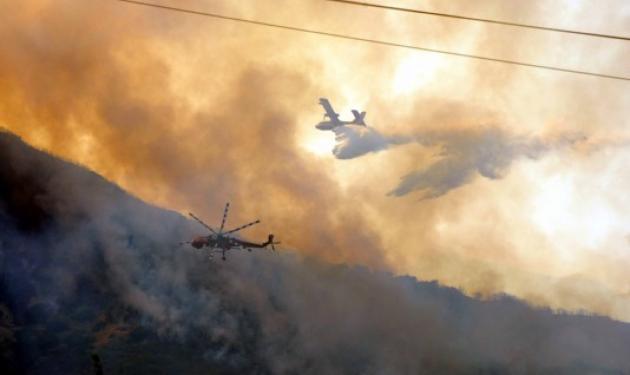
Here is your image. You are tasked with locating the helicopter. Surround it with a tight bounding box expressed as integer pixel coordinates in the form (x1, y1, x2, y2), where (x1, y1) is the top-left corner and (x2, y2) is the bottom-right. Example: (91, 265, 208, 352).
(181, 202, 279, 260)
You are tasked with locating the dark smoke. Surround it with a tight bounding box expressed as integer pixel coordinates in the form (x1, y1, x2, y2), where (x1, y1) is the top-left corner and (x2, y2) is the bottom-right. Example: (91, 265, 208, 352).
(2, 132, 630, 374)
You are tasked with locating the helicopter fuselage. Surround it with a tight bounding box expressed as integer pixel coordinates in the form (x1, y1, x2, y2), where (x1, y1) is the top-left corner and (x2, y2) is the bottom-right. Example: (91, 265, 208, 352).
(191, 235, 234, 250)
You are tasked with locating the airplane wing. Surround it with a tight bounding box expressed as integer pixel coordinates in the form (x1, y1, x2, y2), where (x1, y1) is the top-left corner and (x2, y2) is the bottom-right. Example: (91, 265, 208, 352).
(319, 98, 340, 123)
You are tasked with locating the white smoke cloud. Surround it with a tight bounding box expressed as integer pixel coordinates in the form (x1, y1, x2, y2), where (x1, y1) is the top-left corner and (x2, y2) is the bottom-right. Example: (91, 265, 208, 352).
(388, 128, 552, 199)
(331, 125, 409, 159)
(329, 124, 586, 199)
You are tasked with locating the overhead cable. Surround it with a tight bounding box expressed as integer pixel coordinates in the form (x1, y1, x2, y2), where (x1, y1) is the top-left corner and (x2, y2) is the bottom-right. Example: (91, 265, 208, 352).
(117, 0, 630, 82)
(326, 0, 630, 41)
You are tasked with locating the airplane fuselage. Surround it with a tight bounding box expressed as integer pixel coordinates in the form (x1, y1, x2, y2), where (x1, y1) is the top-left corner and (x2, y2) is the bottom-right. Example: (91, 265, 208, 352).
(316, 98, 366, 130)
(315, 120, 353, 130)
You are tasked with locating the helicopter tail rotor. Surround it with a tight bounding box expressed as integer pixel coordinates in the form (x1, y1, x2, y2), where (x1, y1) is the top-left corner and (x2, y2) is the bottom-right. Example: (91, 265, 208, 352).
(264, 234, 280, 251)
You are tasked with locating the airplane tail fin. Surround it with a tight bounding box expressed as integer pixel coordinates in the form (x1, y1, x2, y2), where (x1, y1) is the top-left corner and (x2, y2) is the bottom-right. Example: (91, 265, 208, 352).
(351, 110, 367, 126)
(263, 234, 280, 251)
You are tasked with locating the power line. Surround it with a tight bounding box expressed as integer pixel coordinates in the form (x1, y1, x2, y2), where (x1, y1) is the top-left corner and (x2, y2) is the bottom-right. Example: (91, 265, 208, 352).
(117, 0, 630, 82)
(326, 0, 630, 41)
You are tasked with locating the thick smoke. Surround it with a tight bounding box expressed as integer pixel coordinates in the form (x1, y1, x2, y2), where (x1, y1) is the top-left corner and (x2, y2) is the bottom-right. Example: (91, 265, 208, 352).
(3, 131, 630, 373)
(0, 0, 387, 269)
(2, 0, 629, 326)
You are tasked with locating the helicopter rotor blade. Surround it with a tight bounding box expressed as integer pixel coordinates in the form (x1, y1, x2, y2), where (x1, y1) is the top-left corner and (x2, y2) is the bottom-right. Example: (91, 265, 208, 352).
(224, 219, 260, 234)
(219, 202, 230, 233)
(188, 212, 218, 234)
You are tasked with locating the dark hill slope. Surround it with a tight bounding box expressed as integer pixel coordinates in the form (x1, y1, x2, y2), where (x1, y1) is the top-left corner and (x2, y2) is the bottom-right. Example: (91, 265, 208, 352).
(1, 130, 630, 374)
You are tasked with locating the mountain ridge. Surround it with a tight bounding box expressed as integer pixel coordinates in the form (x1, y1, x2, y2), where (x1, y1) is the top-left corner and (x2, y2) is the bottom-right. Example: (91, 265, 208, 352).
(1, 130, 629, 374)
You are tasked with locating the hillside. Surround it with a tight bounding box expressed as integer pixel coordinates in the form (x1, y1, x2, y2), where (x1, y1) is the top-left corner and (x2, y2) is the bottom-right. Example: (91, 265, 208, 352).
(1, 130, 630, 374)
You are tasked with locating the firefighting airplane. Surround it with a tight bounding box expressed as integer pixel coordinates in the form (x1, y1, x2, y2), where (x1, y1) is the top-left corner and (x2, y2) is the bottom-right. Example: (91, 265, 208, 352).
(181, 202, 279, 260)
(315, 98, 367, 130)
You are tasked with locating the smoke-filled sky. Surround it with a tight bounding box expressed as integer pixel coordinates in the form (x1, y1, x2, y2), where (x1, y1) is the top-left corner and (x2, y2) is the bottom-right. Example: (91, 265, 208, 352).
(2, 0, 630, 321)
